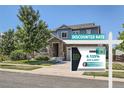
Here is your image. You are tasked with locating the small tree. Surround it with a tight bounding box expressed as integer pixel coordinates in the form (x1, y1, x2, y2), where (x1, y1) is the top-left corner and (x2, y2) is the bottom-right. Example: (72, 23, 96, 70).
(116, 31, 124, 51)
(0, 29, 15, 55)
(16, 6, 50, 58)
(115, 24, 124, 51)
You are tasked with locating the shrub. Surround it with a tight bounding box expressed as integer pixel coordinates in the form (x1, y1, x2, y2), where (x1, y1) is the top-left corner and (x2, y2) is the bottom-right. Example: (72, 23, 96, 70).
(35, 56, 49, 61)
(0, 55, 8, 62)
(10, 50, 27, 60)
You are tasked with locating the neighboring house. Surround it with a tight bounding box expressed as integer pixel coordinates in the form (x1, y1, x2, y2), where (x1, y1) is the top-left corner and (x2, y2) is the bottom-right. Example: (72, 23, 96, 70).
(0, 33, 3, 41)
(0, 33, 3, 38)
(113, 49, 124, 62)
(115, 49, 124, 56)
(48, 23, 103, 61)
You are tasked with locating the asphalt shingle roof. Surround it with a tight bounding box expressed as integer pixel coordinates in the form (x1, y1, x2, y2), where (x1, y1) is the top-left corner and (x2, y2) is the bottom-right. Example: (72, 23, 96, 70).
(56, 23, 99, 30)
(68, 23, 98, 29)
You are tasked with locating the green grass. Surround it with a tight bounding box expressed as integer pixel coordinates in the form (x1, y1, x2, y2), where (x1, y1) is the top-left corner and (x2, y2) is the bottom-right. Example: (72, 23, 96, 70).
(0, 64, 41, 70)
(83, 63, 124, 78)
(0, 59, 56, 70)
(83, 71, 124, 78)
(2, 60, 56, 66)
(106, 63, 124, 70)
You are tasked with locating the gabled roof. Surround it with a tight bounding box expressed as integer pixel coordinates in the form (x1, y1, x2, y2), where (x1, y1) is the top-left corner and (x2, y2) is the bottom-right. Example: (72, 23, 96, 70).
(56, 24, 72, 30)
(48, 33, 65, 42)
(54, 23, 99, 31)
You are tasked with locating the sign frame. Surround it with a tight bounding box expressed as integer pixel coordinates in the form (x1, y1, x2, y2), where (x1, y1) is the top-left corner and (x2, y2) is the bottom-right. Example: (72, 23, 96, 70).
(64, 32, 123, 88)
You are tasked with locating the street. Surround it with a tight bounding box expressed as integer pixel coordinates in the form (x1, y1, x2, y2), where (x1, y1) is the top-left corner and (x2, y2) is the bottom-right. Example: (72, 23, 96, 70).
(0, 71, 124, 88)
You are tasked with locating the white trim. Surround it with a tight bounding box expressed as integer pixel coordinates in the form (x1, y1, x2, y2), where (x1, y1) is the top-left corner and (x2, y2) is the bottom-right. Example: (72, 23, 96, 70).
(66, 47, 71, 61)
(48, 37, 54, 42)
(63, 40, 122, 44)
(49, 37, 63, 42)
(61, 31, 68, 39)
(48, 33, 64, 42)
(73, 30, 80, 34)
(86, 29, 92, 34)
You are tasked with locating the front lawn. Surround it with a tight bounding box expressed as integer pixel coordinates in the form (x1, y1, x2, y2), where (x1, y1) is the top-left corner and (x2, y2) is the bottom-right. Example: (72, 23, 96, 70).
(2, 60, 56, 66)
(83, 71, 124, 78)
(0, 59, 56, 70)
(83, 63, 124, 78)
(0, 64, 41, 70)
(106, 63, 124, 70)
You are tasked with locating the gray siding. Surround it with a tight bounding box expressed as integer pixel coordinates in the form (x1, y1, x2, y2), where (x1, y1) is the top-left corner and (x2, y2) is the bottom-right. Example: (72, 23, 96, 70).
(52, 29, 72, 40)
(52, 27, 100, 40)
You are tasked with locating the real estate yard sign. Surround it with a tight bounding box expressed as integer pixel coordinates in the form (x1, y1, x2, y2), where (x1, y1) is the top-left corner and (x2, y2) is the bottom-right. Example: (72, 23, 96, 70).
(71, 34, 106, 71)
(72, 46, 106, 71)
(66, 33, 123, 88)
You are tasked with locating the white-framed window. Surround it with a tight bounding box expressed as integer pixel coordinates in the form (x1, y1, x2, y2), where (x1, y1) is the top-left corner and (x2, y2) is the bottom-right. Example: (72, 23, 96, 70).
(73, 30, 80, 34)
(91, 30, 98, 34)
(61, 32, 68, 38)
(81, 30, 86, 34)
(86, 29, 92, 34)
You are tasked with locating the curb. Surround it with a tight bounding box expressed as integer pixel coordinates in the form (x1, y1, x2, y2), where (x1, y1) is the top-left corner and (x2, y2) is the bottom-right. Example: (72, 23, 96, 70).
(0, 68, 124, 83)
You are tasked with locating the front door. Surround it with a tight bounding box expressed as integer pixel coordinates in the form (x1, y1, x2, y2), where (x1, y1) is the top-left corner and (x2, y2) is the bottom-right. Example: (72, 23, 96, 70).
(53, 43, 59, 57)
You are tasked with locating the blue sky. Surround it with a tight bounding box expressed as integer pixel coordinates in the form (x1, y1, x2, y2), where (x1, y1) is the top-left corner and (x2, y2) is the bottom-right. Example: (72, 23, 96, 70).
(0, 5, 124, 39)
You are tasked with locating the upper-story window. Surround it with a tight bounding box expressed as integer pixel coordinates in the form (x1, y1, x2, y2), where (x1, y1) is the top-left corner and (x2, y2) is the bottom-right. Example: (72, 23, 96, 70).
(81, 30, 86, 34)
(86, 29, 92, 34)
(73, 30, 80, 34)
(61, 32, 68, 38)
(91, 30, 98, 34)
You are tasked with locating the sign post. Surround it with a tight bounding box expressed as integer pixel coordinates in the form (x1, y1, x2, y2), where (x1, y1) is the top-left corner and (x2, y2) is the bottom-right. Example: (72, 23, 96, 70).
(108, 32, 113, 88)
(63, 32, 123, 88)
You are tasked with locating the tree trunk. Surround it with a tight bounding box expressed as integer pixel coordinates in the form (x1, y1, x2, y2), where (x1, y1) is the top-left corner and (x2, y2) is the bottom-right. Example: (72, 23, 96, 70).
(32, 51, 35, 58)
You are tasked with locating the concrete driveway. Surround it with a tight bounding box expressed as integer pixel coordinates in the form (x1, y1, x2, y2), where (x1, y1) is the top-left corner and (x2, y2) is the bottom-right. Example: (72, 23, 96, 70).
(32, 61, 83, 78)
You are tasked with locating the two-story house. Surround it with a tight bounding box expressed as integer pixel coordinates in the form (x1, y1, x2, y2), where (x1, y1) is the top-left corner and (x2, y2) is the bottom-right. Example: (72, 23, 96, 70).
(48, 23, 101, 61)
